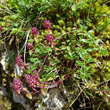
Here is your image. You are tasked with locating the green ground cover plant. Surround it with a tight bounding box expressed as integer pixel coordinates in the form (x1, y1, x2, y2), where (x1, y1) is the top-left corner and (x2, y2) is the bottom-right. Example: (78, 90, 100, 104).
(0, 0, 110, 109)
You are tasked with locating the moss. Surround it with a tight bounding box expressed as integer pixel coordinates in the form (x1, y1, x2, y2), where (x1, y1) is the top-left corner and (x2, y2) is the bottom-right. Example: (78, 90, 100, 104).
(0, 94, 11, 110)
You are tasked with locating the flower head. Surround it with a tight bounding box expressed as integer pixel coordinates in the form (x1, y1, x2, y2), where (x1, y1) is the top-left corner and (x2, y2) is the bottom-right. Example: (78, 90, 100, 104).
(16, 56, 24, 68)
(24, 74, 36, 87)
(46, 34, 54, 43)
(31, 27, 39, 35)
(27, 43, 34, 50)
(44, 19, 52, 29)
(13, 78, 23, 94)
(0, 26, 2, 31)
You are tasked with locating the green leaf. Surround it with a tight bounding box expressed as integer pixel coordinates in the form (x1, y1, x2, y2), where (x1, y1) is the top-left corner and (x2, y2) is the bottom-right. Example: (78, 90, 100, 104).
(99, 46, 107, 56)
(85, 73, 91, 78)
(11, 28, 19, 34)
(30, 57, 38, 62)
(6, 52, 15, 62)
(81, 39, 92, 43)
(76, 60, 84, 67)
(12, 23, 20, 27)
(86, 58, 94, 64)
(67, 46, 70, 51)
(84, 66, 90, 71)
(76, 1, 86, 9)
(86, 48, 98, 52)
(23, 0, 28, 4)
(29, 50, 33, 55)
(28, 38, 34, 43)
(77, 69, 84, 75)
(34, 59, 43, 64)
(71, 4, 76, 11)
(79, 53, 84, 59)
(9, 36, 15, 45)
(69, 51, 72, 57)
(27, 69, 32, 74)
(94, 39, 100, 45)
(61, 47, 66, 50)
(46, 47, 52, 52)
(58, 20, 65, 26)
(26, 93, 32, 99)
(11, 14, 19, 20)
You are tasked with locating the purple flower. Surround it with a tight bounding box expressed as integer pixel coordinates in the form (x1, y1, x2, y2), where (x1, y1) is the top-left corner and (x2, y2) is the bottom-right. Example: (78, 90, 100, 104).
(13, 78, 23, 94)
(0, 26, 2, 31)
(24, 74, 36, 87)
(46, 34, 54, 43)
(27, 43, 34, 50)
(44, 19, 52, 29)
(16, 56, 24, 68)
(31, 27, 39, 35)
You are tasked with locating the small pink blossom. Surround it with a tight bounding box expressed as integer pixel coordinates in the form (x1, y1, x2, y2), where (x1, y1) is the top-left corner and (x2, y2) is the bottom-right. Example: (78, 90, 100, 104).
(44, 19, 52, 29)
(31, 27, 39, 35)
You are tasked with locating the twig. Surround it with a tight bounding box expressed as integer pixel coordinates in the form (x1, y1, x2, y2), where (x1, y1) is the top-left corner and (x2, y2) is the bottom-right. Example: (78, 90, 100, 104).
(48, 68, 57, 75)
(38, 55, 47, 73)
(16, 19, 24, 35)
(16, 36, 20, 55)
(24, 30, 30, 63)
(20, 30, 30, 53)
(0, 3, 13, 14)
(97, 101, 104, 110)
(105, 1, 110, 5)
(54, 30, 75, 41)
(100, 40, 108, 69)
(70, 90, 83, 107)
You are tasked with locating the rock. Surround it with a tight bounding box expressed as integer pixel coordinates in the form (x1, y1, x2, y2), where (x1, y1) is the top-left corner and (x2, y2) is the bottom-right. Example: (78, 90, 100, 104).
(38, 87, 72, 110)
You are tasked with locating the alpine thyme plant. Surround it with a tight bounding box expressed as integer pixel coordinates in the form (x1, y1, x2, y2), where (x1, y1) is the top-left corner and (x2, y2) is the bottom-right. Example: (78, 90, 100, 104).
(1, 0, 110, 109)
(12, 20, 66, 96)
(13, 16, 107, 99)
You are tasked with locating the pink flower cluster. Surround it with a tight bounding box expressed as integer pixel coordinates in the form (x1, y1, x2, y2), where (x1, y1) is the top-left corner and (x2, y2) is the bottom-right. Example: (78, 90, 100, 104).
(24, 74, 37, 87)
(44, 19, 52, 29)
(13, 69, 41, 94)
(27, 43, 34, 50)
(13, 78, 23, 94)
(31, 27, 39, 35)
(46, 34, 54, 43)
(16, 56, 24, 68)
(43, 20, 54, 46)
(24, 70, 39, 88)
